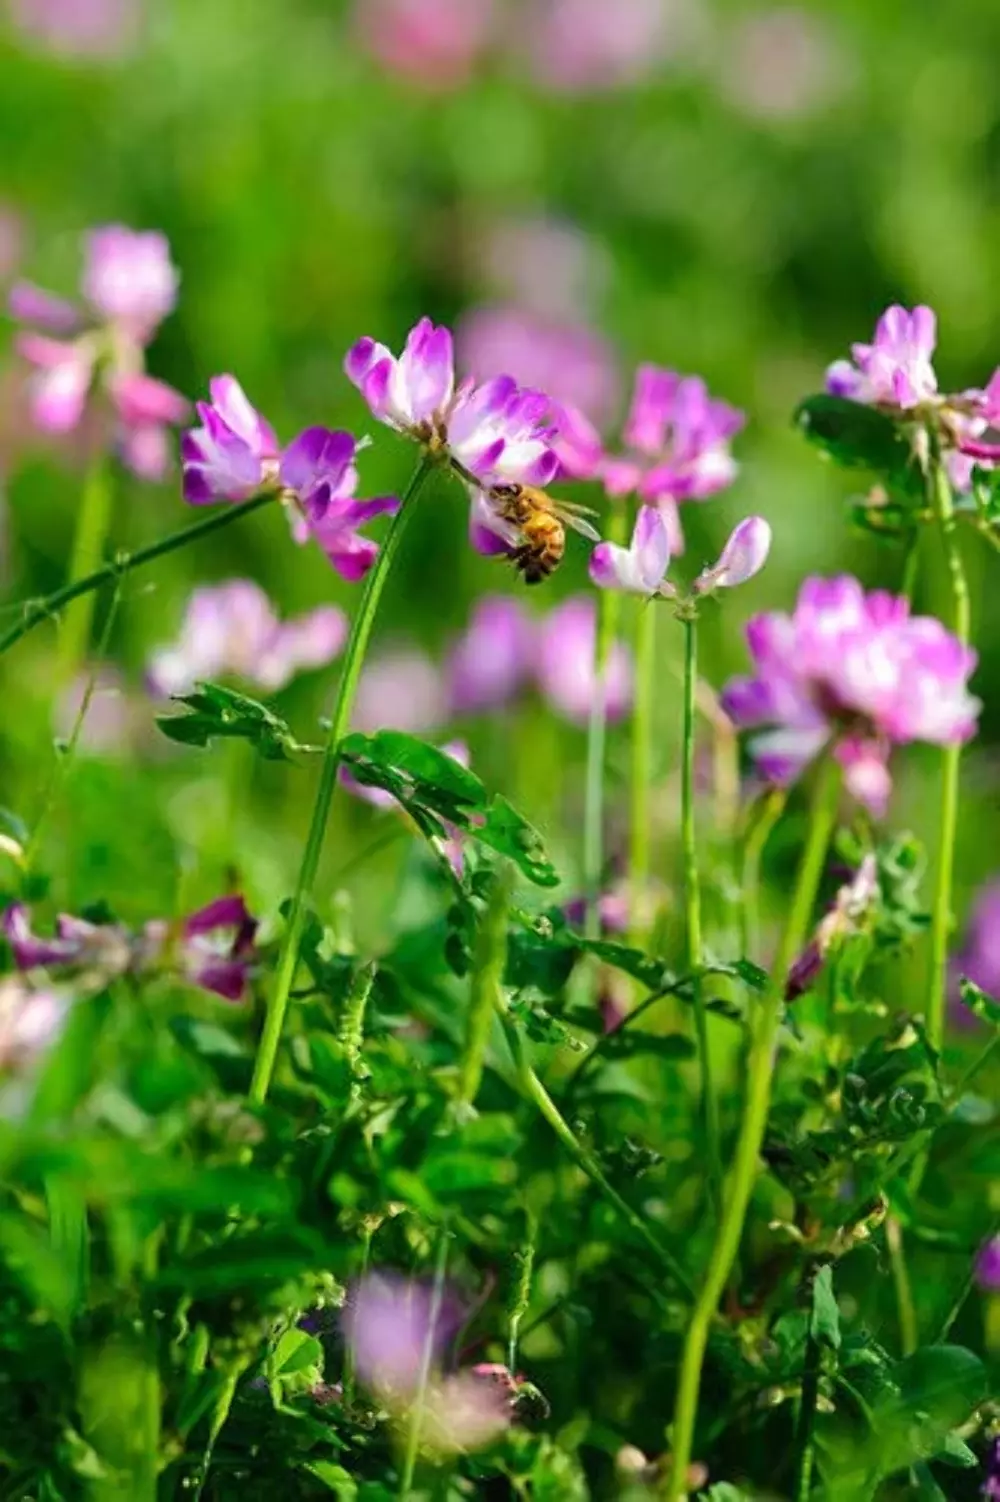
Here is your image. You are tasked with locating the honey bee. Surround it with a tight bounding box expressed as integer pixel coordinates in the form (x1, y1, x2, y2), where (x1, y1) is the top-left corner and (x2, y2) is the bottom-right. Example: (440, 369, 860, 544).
(487, 482, 601, 584)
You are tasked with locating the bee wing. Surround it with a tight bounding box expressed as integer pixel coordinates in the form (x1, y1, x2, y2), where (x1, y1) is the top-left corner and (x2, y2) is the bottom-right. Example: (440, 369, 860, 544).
(553, 498, 600, 519)
(558, 510, 602, 542)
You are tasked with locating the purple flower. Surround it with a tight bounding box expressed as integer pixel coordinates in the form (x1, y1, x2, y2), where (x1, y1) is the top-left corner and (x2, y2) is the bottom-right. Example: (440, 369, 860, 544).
(520, 0, 687, 93)
(9, 224, 187, 474)
(182, 378, 395, 581)
(975, 1235, 1000, 1293)
(3, 897, 259, 1003)
(345, 318, 559, 489)
(590, 505, 673, 596)
(456, 305, 620, 429)
(447, 596, 535, 714)
(826, 305, 938, 410)
(536, 596, 633, 726)
(984, 1438, 1000, 1501)
(7, 0, 138, 58)
(721, 575, 980, 814)
(785, 855, 880, 1000)
(82, 226, 179, 344)
(355, 0, 496, 90)
(0, 976, 68, 1073)
(343, 1272, 509, 1452)
(600, 365, 744, 525)
(691, 515, 773, 594)
(352, 648, 449, 735)
(148, 580, 347, 698)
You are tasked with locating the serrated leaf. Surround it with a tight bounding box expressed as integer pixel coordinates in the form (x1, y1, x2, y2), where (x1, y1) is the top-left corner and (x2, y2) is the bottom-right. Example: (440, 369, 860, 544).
(795, 394, 915, 479)
(157, 681, 308, 761)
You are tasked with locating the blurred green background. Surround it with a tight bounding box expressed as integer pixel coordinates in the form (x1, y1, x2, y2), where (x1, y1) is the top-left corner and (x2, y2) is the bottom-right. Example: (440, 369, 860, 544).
(1, 0, 999, 968)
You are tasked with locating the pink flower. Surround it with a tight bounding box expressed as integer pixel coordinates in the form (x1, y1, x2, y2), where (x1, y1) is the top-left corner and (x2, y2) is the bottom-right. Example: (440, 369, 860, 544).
(976, 1235, 1000, 1292)
(721, 575, 980, 813)
(716, 8, 850, 122)
(473, 215, 610, 325)
(590, 506, 673, 596)
(952, 880, 1000, 1027)
(345, 317, 559, 489)
(352, 648, 449, 736)
(9, 224, 187, 474)
(182, 377, 396, 581)
(520, 0, 691, 93)
(536, 596, 632, 726)
(602, 365, 744, 508)
(7, 0, 139, 58)
(447, 596, 535, 714)
(355, 0, 495, 90)
(691, 515, 772, 594)
(343, 1272, 509, 1453)
(82, 226, 178, 343)
(456, 305, 620, 429)
(826, 305, 938, 410)
(0, 976, 68, 1073)
(148, 580, 347, 698)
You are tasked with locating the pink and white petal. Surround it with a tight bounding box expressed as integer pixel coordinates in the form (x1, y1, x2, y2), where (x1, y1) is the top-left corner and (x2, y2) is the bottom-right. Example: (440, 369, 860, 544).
(9, 281, 81, 333)
(30, 356, 92, 433)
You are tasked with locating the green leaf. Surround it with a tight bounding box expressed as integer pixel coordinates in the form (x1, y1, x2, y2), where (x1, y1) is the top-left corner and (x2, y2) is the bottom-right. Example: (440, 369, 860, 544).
(157, 681, 308, 761)
(155, 1228, 324, 1294)
(272, 1328, 324, 1377)
(811, 1265, 841, 1350)
(795, 394, 915, 478)
(509, 994, 586, 1051)
(475, 795, 560, 887)
(302, 1462, 358, 1498)
(573, 938, 677, 991)
(936, 1432, 978, 1468)
(958, 976, 1000, 1027)
(729, 957, 769, 992)
(341, 730, 484, 804)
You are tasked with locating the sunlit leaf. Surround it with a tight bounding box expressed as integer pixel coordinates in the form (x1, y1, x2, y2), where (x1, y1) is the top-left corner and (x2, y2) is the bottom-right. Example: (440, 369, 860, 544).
(157, 681, 309, 761)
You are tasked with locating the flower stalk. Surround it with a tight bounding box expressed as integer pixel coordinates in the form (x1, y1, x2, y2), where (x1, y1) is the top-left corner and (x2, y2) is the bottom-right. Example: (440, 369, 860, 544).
(926, 455, 971, 1052)
(249, 457, 433, 1106)
(57, 453, 115, 682)
(628, 600, 656, 943)
(583, 504, 627, 938)
(665, 757, 840, 1499)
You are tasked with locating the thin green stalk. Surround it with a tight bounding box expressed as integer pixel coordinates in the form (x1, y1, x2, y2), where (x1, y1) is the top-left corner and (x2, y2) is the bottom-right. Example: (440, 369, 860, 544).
(926, 457, 971, 1052)
(681, 616, 722, 1219)
(58, 454, 115, 681)
(249, 459, 433, 1106)
(0, 490, 275, 659)
(499, 1006, 695, 1301)
(900, 527, 920, 604)
(192, 1360, 249, 1502)
(507, 1209, 536, 1372)
(792, 1274, 823, 1502)
(457, 868, 510, 1109)
(399, 1228, 450, 1498)
(583, 506, 627, 936)
(629, 601, 657, 943)
(886, 1216, 917, 1355)
(664, 758, 840, 1500)
(739, 789, 786, 961)
(342, 1220, 375, 1410)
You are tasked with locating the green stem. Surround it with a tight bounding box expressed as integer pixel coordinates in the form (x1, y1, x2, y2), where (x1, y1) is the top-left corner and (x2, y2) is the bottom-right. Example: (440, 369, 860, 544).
(682, 617, 722, 1219)
(900, 527, 920, 604)
(507, 1209, 536, 1373)
(739, 788, 786, 961)
(340, 962, 376, 1101)
(192, 1360, 249, 1502)
(792, 1274, 823, 1502)
(458, 868, 510, 1109)
(399, 1228, 450, 1498)
(886, 1216, 917, 1355)
(629, 601, 657, 943)
(664, 758, 840, 1500)
(0, 490, 275, 660)
(583, 506, 627, 936)
(249, 459, 432, 1106)
(499, 1007, 695, 1301)
(57, 454, 115, 682)
(926, 457, 970, 1053)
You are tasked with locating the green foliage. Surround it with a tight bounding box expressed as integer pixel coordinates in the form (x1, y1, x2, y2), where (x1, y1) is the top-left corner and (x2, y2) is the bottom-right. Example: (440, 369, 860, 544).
(795, 395, 918, 483)
(157, 681, 311, 761)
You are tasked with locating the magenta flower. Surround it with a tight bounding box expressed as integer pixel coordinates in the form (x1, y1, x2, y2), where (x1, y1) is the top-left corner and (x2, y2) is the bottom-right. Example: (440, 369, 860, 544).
(984, 1439, 1000, 1502)
(785, 855, 880, 1000)
(590, 509, 770, 598)
(0, 976, 68, 1073)
(456, 305, 621, 430)
(975, 1235, 1000, 1293)
(953, 881, 1000, 1026)
(147, 580, 347, 698)
(721, 575, 980, 814)
(3, 896, 258, 1003)
(536, 596, 632, 726)
(9, 224, 186, 477)
(345, 317, 559, 489)
(520, 0, 683, 93)
(447, 596, 535, 714)
(7, 0, 139, 58)
(343, 1272, 509, 1453)
(182, 377, 397, 581)
(601, 366, 744, 518)
(691, 515, 773, 594)
(355, 0, 496, 89)
(826, 305, 938, 410)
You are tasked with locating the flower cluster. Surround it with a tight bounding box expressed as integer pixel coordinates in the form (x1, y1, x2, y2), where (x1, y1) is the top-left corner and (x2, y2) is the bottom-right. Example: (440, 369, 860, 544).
(182, 376, 399, 581)
(722, 576, 981, 814)
(826, 304, 1000, 490)
(147, 580, 347, 698)
(10, 225, 188, 478)
(343, 1272, 510, 1453)
(590, 506, 771, 601)
(3, 895, 258, 1003)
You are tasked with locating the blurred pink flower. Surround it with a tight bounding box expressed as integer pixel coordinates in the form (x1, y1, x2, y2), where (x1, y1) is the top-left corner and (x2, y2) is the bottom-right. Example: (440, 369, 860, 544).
(352, 648, 449, 735)
(0, 205, 25, 284)
(457, 305, 620, 429)
(447, 595, 535, 715)
(9, 224, 186, 477)
(952, 880, 1000, 1028)
(536, 596, 632, 725)
(355, 0, 496, 89)
(7, 0, 140, 58)
(0, 976, 68, 1073)
(519, 0, 693, 93)
(55, 665, 134, 756)
(474, 215, 610, 324)
(976, 1235, 1000, 1292)
(722, 575, 981, 814)
(343, 1272, 509, 1452)
(827, 305, 939, 412)
(148, 580, 347, 697)
(717, 8, 850, 121)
